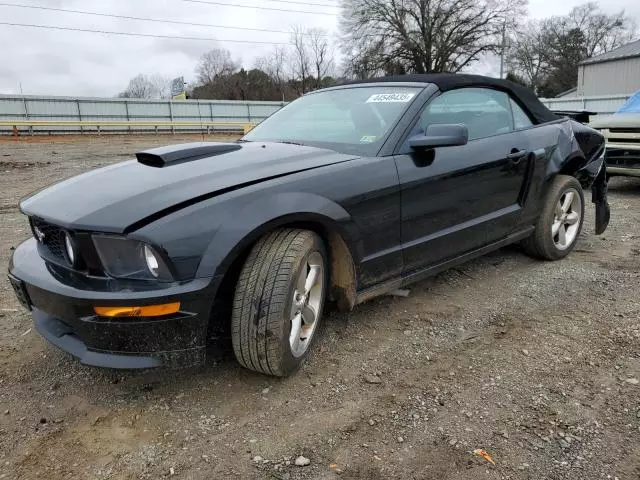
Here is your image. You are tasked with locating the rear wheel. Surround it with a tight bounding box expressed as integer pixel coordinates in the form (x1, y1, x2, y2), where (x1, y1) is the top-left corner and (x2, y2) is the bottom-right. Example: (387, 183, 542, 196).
(522, 175, 584, 260)
(231, 229, 327, 376)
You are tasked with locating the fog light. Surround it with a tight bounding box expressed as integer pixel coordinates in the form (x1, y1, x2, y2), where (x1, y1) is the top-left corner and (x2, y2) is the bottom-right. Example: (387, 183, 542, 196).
(64, 233, 75, 265)
(94, 302, 181, 317)
(143, 245, 160, 277)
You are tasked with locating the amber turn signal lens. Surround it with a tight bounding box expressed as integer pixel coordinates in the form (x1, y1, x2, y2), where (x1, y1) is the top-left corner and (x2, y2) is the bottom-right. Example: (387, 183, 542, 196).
(93, 302, 180, 317)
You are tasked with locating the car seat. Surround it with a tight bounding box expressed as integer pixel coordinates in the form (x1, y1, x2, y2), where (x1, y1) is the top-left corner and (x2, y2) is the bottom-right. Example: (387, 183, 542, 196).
(349, 104, 384, 140)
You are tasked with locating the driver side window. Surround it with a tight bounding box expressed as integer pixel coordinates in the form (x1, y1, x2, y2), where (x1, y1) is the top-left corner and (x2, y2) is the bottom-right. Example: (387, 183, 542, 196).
(418, 88, 515, 141)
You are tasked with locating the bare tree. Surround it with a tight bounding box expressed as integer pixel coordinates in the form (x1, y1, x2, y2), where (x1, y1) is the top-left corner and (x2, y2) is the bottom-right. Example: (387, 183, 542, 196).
(196, 48, 239, 85)
(148, 74, 172, 99)
(340, 0, 527, 76)
(507, 2, 636, 96)
(118, 74, 158, 99)
(307, 28, 333, 89)
(562, 2, 636, 57)
(255, 45, 290, 100)
(290, 25, 312, 94)
(506, 21, 549, 93)
(342, 37, 388, 79)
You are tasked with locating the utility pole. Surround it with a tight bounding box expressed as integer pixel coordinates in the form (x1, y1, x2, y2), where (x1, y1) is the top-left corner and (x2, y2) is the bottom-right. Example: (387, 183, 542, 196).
(499, 20, 507, 79)
(19, 82, 29, 120)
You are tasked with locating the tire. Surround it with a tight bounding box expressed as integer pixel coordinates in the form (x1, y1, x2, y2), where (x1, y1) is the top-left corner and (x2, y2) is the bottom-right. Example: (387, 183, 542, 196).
(231, 229, 327, 376)
(522, 175, 585, 260)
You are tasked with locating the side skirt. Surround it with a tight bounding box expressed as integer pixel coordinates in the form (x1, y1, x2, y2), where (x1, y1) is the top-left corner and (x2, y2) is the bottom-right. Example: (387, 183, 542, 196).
(355, 227, 535, 305)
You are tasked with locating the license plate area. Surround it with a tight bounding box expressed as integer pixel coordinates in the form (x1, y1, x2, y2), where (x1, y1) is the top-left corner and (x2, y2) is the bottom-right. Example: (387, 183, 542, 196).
(7, 274, 32, 311)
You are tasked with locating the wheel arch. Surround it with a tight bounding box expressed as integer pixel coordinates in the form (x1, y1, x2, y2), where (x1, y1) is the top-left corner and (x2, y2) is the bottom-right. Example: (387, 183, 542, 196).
(202, 193, 361, 335)
(557, 152, 594, 189)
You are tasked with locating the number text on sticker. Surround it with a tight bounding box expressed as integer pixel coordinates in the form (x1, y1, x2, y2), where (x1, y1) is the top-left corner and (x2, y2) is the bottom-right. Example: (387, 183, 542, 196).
(366, 93, 415, 103)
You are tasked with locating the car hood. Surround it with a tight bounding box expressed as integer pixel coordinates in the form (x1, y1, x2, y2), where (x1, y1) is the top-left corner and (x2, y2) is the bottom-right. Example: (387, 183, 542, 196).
(21, 142, 356, 233)
(590, 113, 640, 129)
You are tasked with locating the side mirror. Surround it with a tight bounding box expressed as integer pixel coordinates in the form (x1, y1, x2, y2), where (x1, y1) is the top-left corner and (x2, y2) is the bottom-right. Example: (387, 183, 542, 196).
(408, 123, 469, 150)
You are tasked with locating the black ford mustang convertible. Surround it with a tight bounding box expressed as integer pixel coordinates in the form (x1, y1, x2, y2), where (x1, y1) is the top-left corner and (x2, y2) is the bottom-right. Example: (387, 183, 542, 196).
(8, 74, 610, 376)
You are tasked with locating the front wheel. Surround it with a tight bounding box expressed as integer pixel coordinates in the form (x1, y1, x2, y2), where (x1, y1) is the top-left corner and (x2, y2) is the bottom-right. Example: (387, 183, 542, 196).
(522, 175, 585, 260)
(231, 229, 327, 376)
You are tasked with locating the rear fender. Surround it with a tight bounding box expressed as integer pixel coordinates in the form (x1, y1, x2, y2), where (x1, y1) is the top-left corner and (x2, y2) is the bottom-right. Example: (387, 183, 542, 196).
(538, 122, 587, 198)
(545, 120, 605, 185)
(547, 121, 588, 177)
(539, 121, 609, 234)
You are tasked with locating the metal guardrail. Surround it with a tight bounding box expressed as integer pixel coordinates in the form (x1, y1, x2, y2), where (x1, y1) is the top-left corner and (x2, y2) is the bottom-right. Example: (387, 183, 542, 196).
(0, 94, 283, 136)
(1, 120, 255, 135)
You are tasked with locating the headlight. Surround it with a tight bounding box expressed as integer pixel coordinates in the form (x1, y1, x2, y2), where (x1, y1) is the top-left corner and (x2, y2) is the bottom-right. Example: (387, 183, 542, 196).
(64, 233, 76, 265)
(92, 236, 173, 281)
(143, 245, 160, 278)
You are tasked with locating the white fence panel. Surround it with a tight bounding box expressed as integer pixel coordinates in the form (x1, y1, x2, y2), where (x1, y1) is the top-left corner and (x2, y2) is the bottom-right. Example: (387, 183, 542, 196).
(0, 95, 285, 135)
(540, 94, 631, 115)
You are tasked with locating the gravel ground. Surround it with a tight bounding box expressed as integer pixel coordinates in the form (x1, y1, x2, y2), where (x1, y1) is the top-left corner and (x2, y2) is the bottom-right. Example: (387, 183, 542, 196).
(0, 135, 639, 480)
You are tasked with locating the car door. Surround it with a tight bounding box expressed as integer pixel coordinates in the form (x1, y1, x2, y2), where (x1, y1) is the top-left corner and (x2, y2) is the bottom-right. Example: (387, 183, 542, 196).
(394, 87, 533, 273)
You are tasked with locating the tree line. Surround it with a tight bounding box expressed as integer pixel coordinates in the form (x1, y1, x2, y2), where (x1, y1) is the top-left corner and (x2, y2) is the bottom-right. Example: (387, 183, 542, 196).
(118, 26, 337, 102)
(117, 1, 636, 101)
(506, 2, 635, 96)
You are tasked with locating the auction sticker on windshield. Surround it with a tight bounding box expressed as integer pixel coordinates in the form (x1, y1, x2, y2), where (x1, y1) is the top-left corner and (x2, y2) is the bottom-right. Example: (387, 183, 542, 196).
(366, 93, 415, 103)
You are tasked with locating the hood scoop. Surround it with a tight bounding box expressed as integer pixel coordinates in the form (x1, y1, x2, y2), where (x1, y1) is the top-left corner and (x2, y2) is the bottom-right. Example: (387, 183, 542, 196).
(136, 142, 242, 167)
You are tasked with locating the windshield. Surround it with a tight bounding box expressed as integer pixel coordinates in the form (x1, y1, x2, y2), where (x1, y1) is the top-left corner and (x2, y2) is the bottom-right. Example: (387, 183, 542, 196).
(242, 86, 422, 155)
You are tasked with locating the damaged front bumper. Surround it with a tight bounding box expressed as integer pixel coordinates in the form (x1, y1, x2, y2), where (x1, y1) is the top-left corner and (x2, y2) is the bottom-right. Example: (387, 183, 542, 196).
(8, 238, 217, 369)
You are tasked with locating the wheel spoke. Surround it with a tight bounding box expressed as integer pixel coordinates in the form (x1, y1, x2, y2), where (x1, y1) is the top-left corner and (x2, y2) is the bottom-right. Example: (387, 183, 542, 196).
(555, 201, 563, 218)
(290, 312, 302, 343)
(289, 250, 324, 358)
(565, 212, 580, 225)
(558, 224, 567, 246)
(304, 265, 320, 294)
(562, 192, 574, 213)
(552, 220, 562, 236)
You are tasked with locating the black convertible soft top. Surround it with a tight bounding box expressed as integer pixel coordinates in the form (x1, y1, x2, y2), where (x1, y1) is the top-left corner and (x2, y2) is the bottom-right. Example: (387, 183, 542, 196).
(341, 74, 559, 125)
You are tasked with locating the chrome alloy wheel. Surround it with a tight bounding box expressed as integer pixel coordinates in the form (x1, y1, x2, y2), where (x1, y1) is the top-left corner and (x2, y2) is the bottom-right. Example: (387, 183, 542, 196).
(289, 251, 324, 358)
(552, 188, 582, 250)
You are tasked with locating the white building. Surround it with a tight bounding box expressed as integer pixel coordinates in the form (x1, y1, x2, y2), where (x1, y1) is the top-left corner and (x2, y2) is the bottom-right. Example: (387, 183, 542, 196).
(578, 39, 640, 96)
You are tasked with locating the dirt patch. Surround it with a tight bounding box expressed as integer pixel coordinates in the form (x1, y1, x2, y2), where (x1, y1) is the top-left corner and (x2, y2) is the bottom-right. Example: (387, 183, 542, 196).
(0, 161, 51, 169)
(0, 136, 639, 479)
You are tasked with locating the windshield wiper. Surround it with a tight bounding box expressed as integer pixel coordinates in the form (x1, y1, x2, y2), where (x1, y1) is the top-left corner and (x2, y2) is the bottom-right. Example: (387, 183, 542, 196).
(274, 140, 306, 146)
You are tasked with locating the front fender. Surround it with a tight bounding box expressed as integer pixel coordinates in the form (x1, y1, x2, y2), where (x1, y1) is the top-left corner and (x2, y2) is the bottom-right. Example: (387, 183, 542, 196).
(196, 191, 362, 279)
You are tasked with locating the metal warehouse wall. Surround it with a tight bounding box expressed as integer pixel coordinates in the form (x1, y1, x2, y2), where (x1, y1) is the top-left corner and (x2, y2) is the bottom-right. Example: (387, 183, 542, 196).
(0, 95, 285, 134)
(578, 57, 640, 96)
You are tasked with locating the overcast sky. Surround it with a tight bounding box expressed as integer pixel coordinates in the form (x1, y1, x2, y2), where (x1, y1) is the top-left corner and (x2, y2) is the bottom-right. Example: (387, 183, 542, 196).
(0, 0, 639, 96)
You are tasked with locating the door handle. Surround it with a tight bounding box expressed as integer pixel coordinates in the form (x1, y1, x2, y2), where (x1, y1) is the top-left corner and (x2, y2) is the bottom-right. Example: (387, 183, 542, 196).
(506, 149, 528, 163)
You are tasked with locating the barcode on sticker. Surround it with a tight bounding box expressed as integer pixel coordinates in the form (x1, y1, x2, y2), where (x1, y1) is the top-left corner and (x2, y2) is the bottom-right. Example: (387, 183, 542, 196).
(366, 93, 415, 103)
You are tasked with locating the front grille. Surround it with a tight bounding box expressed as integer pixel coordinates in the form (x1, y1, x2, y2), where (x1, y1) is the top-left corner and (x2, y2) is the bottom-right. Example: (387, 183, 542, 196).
(608, 138, 640, 144)
(31, 218, 69, 265)
(605, 148, 640, 169)
(29, 218, 105, 274)
(609, 128, 640, 135)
